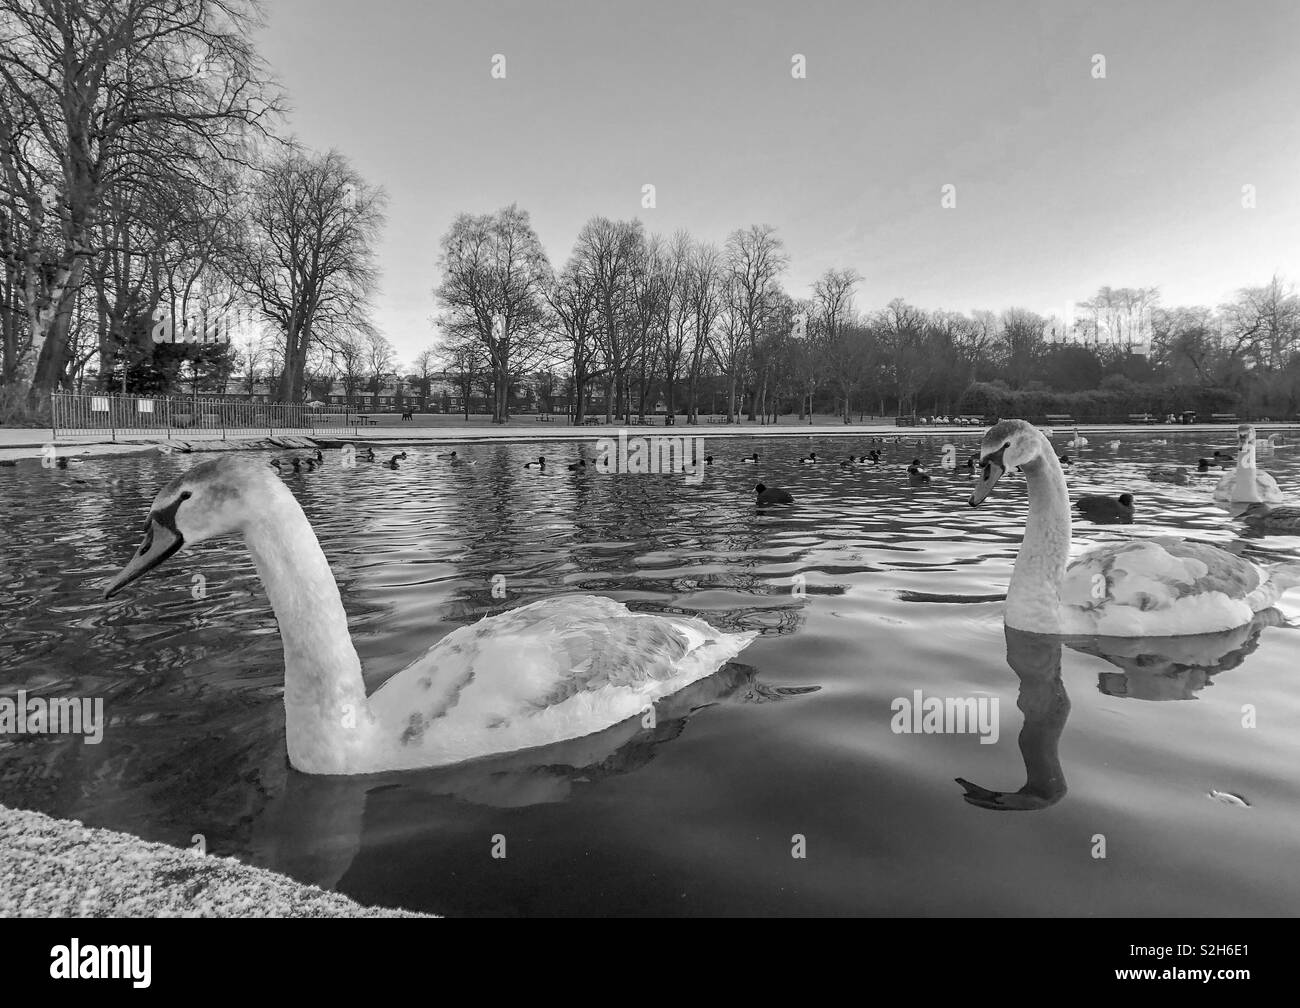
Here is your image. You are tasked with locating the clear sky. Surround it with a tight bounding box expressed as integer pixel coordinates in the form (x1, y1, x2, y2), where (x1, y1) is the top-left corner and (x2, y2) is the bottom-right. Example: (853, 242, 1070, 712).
(257, 0, 1300, 362)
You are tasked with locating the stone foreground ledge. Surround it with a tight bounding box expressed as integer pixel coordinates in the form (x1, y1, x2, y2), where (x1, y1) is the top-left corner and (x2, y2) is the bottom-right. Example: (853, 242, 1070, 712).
(0, 804, 431, 918)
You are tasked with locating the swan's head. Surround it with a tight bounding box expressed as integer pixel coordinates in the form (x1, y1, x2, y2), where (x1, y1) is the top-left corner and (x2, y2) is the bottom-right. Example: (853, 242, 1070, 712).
(1237, 424, 1256, 449)
(969, 419, 1049, 506)
(104, 457, 278, 599)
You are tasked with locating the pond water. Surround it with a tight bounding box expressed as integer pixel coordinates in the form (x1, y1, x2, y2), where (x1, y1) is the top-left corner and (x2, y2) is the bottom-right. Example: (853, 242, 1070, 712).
(2, 430, 1299, 916)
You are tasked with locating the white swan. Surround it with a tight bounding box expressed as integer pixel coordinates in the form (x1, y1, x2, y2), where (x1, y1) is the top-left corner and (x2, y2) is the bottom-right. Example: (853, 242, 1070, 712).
(969, 420, 1300, 636)
(103, 457, 757, 774)
(1067, 428, 1089, 448)
(1214, 425, 1283, 504)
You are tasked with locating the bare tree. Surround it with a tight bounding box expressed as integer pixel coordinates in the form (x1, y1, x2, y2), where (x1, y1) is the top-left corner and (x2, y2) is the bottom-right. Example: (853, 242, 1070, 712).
(435, 203, 551, 423)
(237, 149, 385, 403)
(0, 0, 280, 417)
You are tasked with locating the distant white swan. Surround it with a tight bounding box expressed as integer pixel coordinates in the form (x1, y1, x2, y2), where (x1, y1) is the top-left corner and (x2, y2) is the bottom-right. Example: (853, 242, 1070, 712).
(969, 420, 1300, 636)
(104, 457, 756, 774)
(1214, 425, 1283, 504)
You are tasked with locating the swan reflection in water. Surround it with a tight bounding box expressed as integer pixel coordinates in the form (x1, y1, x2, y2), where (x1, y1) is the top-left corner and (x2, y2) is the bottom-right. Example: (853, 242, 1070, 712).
(956, 610, 1293, 811)
(251, 663, 818, 889)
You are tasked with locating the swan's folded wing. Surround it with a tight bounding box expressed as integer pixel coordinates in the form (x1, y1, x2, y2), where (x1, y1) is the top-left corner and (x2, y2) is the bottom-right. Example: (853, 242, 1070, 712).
(1063, 539, 1261, 613)
(369, 595, 754, 737)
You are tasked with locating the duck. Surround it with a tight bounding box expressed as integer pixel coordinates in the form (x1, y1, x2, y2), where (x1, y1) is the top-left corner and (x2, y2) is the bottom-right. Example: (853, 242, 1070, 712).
(839, 457, 856, 468)
(1147, 466, 1191, 485)
(1149, 439, 1169, 446)
(755, 482, 794, 505)
(702, 455, 714, 466)
(799, 453, 818, 465)
(385, 452, 408, 469)
(54, 456, 85, 469)
(1056, 454, 1073, 466)
(102, 456, 756, 774)
(969, 419, 1300, 636)
(1240, 504, 1300, 532)
(964, 453, 980, 473)
(354, 445, 376, 463)
(1213, 449, 1237, 463)
(1197, 457, 1229, 472)
(1075, 492, 1135, 522)
(524, 456, 547, 470)
(270, 456, 312, 475)
(566, 459, 586, 472)
(907, 459, 931, 484)
(1106, 440, 1121, 451)
(1214, 425, 1284, 504)
(867, 450, 881, 463)
(741, 452, 759, 463)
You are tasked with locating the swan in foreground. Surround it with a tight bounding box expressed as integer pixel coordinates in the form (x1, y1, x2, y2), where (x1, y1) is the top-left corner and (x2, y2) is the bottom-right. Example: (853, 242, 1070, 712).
(1214, 425, 1283, 504)
(969, 420, 1300, 636)
(103, 457, 756, 774)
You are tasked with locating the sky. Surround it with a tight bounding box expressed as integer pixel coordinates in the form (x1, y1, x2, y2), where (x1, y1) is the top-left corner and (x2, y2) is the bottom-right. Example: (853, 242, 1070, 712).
(256, 0, 1300, 362)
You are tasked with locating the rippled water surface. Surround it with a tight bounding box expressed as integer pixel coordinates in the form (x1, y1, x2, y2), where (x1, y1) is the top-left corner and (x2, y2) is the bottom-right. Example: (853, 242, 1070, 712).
(3, 431, 1300, 916)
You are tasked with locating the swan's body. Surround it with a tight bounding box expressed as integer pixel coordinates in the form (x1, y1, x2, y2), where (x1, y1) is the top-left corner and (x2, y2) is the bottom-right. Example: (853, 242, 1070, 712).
(970, 420, 1300, 636)
(1214, 425, 1283, 504)
(104, 457, 756, 774)
(1068, 429, 1088, 448)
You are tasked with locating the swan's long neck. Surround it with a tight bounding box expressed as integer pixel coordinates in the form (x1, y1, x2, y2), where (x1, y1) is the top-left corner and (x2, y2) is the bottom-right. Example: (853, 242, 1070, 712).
(1235, 441, 1261, 502)
(1007, 449, 1072, 634)
(243, 491, 376, 774)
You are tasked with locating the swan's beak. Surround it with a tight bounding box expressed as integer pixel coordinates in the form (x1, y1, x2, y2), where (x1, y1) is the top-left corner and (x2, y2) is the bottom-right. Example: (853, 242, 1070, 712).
(969, 460, 1004, 506)
(104, 518, 185, 599)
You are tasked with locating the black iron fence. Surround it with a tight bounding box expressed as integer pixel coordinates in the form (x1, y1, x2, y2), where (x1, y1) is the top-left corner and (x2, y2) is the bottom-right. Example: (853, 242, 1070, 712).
(51, 392, 353, 439)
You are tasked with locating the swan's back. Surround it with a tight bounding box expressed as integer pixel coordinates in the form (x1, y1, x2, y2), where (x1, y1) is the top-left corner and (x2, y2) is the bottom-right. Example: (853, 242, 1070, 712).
(1059, 538, 1263, 636)
(367, 595, 756, 769)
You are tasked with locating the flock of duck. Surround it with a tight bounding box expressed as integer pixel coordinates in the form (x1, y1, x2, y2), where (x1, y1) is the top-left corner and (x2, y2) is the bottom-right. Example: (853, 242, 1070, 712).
(93, 419, 1300, 777)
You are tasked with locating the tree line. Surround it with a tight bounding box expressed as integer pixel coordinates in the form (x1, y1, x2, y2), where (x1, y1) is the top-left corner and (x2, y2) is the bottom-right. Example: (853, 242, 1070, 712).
(4, 3, 1297, 426)
(432, 204, 1300, 424)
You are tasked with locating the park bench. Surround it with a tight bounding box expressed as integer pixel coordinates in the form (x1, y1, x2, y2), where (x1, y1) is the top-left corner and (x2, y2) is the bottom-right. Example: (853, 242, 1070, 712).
(1211, 413, 1239, 424)
(1128, 412, 1158, 424)
(401, 410, 414, 421)
(1045, 414, 1074, 425)
(535, 413, 553, 422)
(356, 414, 378, 426)
(895, 416, 916, 426)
